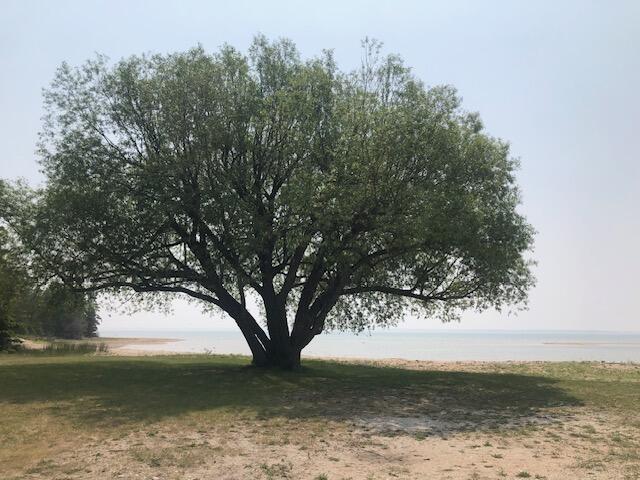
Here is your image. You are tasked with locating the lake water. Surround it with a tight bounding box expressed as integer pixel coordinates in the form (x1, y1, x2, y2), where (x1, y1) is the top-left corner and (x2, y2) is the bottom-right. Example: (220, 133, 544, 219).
(99, 329, 640, 362)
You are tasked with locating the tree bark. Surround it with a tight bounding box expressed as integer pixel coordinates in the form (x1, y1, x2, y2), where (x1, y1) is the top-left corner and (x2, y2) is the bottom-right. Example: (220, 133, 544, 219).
(234, 318, 302, 369)
(264, 302, 302, 369)
(234, 317, 270, 367)
(266, 342, 301, 369)
(223, 295, 303, 369)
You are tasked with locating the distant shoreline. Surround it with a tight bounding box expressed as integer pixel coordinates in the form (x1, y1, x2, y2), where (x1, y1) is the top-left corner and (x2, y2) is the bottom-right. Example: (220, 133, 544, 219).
(99, 328, 640, 335)
(95, 330, 640, 362)
(98, 337, 639, 364)
(542, 341, 640, 346)
(16, 336, 640, 365)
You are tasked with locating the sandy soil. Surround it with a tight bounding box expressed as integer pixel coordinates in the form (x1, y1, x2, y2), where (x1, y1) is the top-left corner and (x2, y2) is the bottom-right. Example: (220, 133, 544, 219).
(31, 408, 635, 480)
(9, 343, 639, 479)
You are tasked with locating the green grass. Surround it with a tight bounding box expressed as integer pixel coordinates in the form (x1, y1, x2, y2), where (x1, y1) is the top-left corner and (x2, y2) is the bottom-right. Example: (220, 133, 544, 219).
(0, 356, 638, 429)
(0, 355, 588, 428)
(497, 362, 640, 412)
(0, 355, 638, 477)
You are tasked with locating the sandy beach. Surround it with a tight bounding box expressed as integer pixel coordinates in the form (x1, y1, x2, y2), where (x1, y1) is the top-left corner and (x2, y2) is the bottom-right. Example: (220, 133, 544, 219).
(100, 337, 184, 356)
(19, 336, 182, 356)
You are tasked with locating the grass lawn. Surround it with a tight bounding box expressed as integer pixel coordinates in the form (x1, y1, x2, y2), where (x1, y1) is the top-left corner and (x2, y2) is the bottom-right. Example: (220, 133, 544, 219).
(0, 353, 639, 479)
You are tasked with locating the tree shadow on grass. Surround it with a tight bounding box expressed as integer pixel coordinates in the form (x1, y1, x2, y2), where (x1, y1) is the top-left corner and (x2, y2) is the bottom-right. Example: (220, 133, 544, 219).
(0, 355, 582, 436)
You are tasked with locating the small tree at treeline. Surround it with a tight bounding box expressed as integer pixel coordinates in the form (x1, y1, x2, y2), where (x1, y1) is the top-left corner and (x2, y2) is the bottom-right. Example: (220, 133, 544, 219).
(1, 182, 100, 348)
(0, 250, 100, 345)
(0, 183, 26, 350)
(13, 37, 534, 368)
(0, 226, 23, 350)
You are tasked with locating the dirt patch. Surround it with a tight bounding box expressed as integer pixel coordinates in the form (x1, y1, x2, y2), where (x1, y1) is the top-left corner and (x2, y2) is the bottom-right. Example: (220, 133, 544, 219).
(3, 357, 638, 479)
(14, 410, 636, 480)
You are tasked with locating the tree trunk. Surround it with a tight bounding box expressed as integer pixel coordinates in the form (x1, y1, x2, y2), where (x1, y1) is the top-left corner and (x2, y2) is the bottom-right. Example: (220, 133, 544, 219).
(266, 341, 301, 369)
(236, 319, 302, 369)
(244, 339, 300, 369)
(233, 316, 269, 367)
(231, 303, 303, 369)
(262, 298, 302, 369)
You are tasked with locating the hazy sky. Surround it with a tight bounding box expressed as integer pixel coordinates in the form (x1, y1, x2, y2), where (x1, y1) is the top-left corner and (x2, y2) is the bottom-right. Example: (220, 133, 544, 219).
(1, 0, 638, 332)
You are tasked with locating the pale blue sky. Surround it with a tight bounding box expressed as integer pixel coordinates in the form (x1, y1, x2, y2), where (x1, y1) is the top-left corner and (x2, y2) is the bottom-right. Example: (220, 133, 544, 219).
(1, 0, 639, 331)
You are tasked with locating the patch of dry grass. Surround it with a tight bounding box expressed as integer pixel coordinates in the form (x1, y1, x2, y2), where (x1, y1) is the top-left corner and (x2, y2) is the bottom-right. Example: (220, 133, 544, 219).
(0, 355, 638, 479)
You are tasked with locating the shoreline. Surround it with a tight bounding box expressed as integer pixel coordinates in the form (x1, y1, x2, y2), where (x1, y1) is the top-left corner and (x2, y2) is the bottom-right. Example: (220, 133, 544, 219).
(18, 336, 640, 365)
(101, 337, 640, 367)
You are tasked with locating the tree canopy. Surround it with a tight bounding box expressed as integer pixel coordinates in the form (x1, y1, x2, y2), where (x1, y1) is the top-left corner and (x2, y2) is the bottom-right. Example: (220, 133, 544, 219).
(15, 37, 534, 367)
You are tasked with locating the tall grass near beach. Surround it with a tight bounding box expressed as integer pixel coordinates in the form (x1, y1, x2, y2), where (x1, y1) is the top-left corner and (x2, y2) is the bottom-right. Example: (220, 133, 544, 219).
(10, 339, 110, 355)
(39, 341, 109, 355)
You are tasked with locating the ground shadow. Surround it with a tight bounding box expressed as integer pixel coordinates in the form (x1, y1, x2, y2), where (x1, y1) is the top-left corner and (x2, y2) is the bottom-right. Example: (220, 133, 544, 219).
(0, 355, 582, 436)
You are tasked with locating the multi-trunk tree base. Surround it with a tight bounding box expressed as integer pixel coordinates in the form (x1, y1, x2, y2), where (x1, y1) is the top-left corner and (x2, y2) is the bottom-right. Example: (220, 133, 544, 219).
(252, 349, 302, 370)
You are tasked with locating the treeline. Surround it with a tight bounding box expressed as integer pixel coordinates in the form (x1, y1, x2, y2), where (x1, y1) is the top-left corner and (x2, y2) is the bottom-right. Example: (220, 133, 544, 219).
(0, 224, 99, 351)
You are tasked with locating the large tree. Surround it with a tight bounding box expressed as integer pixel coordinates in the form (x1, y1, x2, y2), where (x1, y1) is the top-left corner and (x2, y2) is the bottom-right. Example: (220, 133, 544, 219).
(19, 37, 534, 368)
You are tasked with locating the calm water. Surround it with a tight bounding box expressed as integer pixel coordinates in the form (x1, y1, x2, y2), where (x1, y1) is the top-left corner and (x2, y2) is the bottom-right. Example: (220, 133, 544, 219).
(99, 329, 640, 362)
